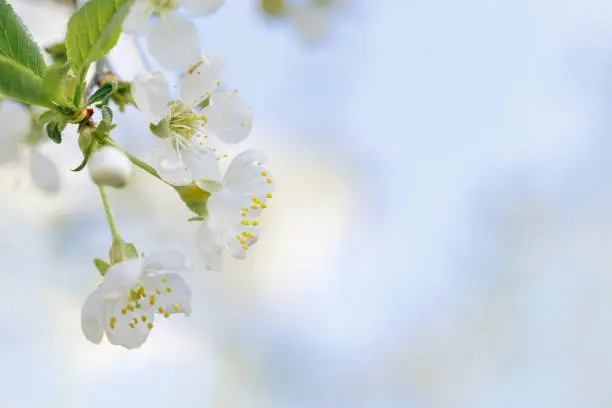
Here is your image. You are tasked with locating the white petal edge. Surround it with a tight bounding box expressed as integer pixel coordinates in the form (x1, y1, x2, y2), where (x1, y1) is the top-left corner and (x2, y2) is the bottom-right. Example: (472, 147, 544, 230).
(103, 259, 143, 291)
(178, 145, 223, 190)
(144, 250, 191, 272)
(223, 150, 267, 185)
(180, 53, 226, 108)
(204, 90, 253, 144)
(147, 14, 202, 72)
(152, 138, 193, 186)
(81, 287, 106, 344)
(132, 72, 171, 121)
(123, 1, 154, 35)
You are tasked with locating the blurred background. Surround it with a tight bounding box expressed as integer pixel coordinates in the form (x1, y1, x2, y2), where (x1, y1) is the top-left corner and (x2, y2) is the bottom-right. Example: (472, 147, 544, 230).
(2, 0, 612, 406)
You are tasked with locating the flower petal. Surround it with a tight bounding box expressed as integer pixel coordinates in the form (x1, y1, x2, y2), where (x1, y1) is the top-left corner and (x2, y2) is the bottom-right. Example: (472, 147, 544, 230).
(132, 72, 170, 121)
(204, 90, 253, 144)
(104, 259, 143, 291)
(147, 13, 201, 72)
(224, 233, 248, 259)
(104, 299, 152, 349)
(178, 144, 223, 189)
(196, 221, 224, 271)
(144, 250, 190, 272)
(123, 1, 153, 35)
(29, 150, 59, 194)
(142, 273, 192, 316)
(0, 101, 29, 164)
(223, 150, 267, 185)
(180, 53, 226, 108)
(81, 287, 106, 345)
(180, 0, 224, 15)
(152, 138, 192, 186)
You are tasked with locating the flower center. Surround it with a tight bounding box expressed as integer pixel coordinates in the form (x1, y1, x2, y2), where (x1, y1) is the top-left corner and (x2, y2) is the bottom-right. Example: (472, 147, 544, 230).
(167, 101, 228, 161)
(106, 278, 182, 332)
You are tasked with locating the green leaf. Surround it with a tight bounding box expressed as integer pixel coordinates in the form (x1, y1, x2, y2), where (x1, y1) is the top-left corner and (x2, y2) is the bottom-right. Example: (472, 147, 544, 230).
(38, 109, 62, 125)
(42, 63, 74, 107)
(175, 184, 211, 217)
(0, 0, 46, 76)
(73, 130, 96, 172)
(93, 258, 110, 276)
(46, 121, 62, 144)
(66, 0, 134, 76)
(100, 105, 113, 122)
(0, 55, 53, 107)
(87, 81, 117, 106)
(44, 42, 68, 65)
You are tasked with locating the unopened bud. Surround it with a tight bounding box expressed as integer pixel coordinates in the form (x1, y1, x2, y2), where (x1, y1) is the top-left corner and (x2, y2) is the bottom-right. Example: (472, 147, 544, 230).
(88, 146, 132, 188)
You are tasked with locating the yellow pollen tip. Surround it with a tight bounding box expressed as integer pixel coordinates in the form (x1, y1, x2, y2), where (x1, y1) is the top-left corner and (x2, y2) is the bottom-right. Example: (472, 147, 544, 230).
(266, 193, 273, 198)
(166, 286, 172, 293)
(121, 308, 127, 315)
(127, 304, 134, 312)
(141, 315, 147, 322)
(149, 295, 156, 305)
(129, 323, 135, 328)
(163, 312, 170, 318)
(252, 221, 259, 226)
(173, 304, 180, 312)
(261, 204, 268, 209)
(161, 277, 167, 283)
(216, 81, 221, 86)
(156, 289, 161, 295)
(261, 171, 267, 176)
(158, 306, 164, 314)
(266, 178, 272, 184)
(147, 322, 154, 329)
(133, 317, 139, 324)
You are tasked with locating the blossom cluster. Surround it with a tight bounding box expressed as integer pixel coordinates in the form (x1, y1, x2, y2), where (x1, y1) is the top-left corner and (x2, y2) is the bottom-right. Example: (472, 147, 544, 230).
(82, 2, 276, 348)
(0, 0, 277, 349)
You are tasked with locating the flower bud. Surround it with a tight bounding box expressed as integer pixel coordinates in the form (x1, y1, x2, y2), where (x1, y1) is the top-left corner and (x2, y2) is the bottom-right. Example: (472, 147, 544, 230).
(88, 146, 132, 188)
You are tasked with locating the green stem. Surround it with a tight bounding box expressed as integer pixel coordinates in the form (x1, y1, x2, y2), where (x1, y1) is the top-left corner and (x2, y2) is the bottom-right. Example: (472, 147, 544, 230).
(98, 185, 122, 243)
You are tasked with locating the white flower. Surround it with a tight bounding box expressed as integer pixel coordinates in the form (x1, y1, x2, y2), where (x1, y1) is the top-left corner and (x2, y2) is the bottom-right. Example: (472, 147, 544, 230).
(88, 146, 133, 188)
(124, 0, 225, 71)
(81, 251, 192, 349)
(131, 54, 253, 188)
(0, 100, 59, 194)
(196, 150, 275, 270)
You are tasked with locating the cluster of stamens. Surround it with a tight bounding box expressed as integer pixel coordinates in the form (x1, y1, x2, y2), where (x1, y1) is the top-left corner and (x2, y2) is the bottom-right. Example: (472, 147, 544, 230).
(236, 171, 274, 250)
(168, 101, 230, 163)
(107, 277, 181, 332)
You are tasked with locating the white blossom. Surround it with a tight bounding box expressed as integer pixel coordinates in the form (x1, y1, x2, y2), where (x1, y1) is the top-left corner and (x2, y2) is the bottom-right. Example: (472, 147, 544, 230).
(131, 54, 253, 189)
(81, 251, 192, 349)
(88, 146, 133, 188)
(124, 0, 225, 71)
(0, 101, 59, 194)
(196, 150, 275, 270)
